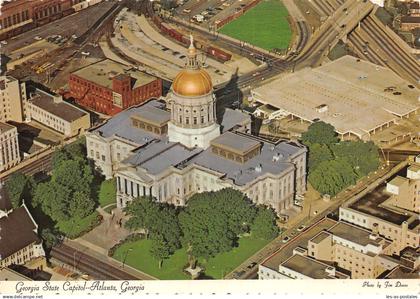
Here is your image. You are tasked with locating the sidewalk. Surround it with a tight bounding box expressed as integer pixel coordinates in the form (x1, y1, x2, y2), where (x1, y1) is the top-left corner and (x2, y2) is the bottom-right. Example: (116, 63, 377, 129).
(65, 239, 156, 280)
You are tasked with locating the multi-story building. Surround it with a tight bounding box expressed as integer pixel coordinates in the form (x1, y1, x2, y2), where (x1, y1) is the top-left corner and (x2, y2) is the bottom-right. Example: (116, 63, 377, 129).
(69, 59, 162, 115)
(339, 162, 420, 254)
(259, 219, 418, 279)
(0, 122, 20, 172)
(0, 185, 45, 268)
(0, 0, 88, 40)
(0, 75, 27, 123)
(26, 88, 90, 137)
(86, 38, 306, 215)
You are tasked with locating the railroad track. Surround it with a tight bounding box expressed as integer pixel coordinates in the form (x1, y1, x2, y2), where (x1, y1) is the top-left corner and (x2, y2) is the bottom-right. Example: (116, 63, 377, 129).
(0, 151, 53, 183)
(308, 0, 420, 86)
(51, 243, 139, 280)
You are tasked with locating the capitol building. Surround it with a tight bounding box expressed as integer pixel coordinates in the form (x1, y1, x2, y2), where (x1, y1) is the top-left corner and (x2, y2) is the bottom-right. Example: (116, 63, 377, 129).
(86, 38, 307, 215)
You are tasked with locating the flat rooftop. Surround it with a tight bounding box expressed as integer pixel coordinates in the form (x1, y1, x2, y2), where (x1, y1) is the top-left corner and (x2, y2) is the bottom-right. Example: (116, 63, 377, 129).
(92, 100, 166, 145)
(310, 231, 331, 244)
(262, 218, 338, 271)
(281, 254, 348, 279)
(0, 122, 16, 133)
(211, 131, 261, 155)
(123, 138, 202, 176)
(220, 108, 251, 133)
(350, 184, 410, 225)
(131, 105, 170, 126)
(72, 59, 157, 89)
(388, 175, 409, 187)
(329, 221, 384, 247)
(252, 56, 419, 138)
(29, 89, 88, 122)
(190, 136, 305, 186)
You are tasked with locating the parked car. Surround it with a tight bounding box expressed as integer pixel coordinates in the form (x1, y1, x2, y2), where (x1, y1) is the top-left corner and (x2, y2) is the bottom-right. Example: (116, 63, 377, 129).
(297, 225, 307, 232)
(282, 236, 290, 243)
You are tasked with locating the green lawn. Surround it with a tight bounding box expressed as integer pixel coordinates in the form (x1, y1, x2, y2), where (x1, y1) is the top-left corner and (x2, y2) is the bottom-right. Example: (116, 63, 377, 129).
(98, 179, 116, 207)
(113, 239, 190, 280)
(199, 235, 271, 279)
(56, 211, 102, 239)
(219, 0, 291, 51)
(112, 235, 271, 280)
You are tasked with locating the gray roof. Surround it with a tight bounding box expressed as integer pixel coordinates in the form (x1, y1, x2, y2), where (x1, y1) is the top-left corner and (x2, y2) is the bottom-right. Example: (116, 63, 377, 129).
(220, 108, 250, 133)
(93, 100, 166, 145)
(281, 254, 348, 279)
(30, 89, 87, 122)
(123, 138, 202, 175)
(132, 105, 170, 126)
(211, 131, 261, 154)
(329, 222, 385, 247)
(188, 136, 304, 186)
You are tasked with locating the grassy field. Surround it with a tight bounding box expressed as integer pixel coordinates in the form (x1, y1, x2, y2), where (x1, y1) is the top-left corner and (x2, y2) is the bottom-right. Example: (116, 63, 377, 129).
(219, 0, 291, 51)
(98, 179, 116, 207)
(56, 211, 102, 239)
(113, 235, 271, 280)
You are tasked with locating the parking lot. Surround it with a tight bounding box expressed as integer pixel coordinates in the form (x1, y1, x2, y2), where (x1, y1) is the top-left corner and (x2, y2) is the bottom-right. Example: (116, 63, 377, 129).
(174, 0, 256, 28)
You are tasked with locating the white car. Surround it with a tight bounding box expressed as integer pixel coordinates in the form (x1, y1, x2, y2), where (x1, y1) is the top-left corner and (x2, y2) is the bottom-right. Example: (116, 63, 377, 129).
(34, 36, 42, 41)
(297, 225, 307, 232)
(0, 40, 7, 45)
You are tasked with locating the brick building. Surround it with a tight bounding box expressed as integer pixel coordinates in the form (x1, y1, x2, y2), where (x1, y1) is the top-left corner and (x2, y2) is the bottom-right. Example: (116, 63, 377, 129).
(69, 59, 162, 115)
(0, 0, 85, 40)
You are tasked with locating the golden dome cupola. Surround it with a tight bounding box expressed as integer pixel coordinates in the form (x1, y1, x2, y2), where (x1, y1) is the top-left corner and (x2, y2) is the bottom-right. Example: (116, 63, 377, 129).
(172, 35, 213, 97)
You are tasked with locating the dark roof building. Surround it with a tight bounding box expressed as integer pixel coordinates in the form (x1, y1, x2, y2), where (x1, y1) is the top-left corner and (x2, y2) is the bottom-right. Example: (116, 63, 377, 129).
(0, 186, 45, 267)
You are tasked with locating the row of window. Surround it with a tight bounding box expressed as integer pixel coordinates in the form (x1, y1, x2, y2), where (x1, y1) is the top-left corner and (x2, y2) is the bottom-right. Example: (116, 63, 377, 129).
(0, 10, 29, 29)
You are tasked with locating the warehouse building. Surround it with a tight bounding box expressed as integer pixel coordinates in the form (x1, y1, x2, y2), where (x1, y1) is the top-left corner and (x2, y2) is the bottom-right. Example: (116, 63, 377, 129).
(69, 59, 162, 115)
(251, 56, 419, 142)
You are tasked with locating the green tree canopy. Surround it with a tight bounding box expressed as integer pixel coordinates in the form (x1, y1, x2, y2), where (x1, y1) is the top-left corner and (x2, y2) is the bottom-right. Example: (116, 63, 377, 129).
(33, 181, 72, 222)
(124, 196, 181, 252)
(330, 141, 380, 177)
(179, 188, 256, 260)
(150, 234, 171, 269)
(307, 143, 334, 173)
(302, 121, 339, 145)
(52, 159, 93, 195)
(5, 172, 34, 208)
(251, 206, 279, 240)
(69, 191, 95, 219)
(308, 158, 357, 196)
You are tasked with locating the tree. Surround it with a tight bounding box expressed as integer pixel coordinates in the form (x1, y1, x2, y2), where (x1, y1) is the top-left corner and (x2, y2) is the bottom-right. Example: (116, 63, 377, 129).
(308, 159, 357, 196)
(69, 191, 95, 219)
(307, 143, 334, 173)
(179, 205, 234, 262)
(40, 228, 61, 250)
(179, 188, 256, 262)
(302, 121, 338, 145)
(51, 148, 71, 169)
(330, 141, 380, 177)
(5, 172, 34, 208)
(124, 197, 181, 252)
(251, 207, 279, 240)
(33, 181, 72, 222)
(52, 159, 93, 195)
(124, 196, 161, 239)
(150, 235, 171, 269)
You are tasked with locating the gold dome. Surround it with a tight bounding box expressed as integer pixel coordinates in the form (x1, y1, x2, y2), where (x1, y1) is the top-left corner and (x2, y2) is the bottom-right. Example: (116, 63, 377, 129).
(172, 69, 213, 97)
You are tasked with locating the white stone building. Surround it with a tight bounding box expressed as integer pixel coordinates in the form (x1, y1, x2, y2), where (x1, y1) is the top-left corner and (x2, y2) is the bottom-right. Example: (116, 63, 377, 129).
(0, 122, 20, 172)
(86, 38, 307, 214)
